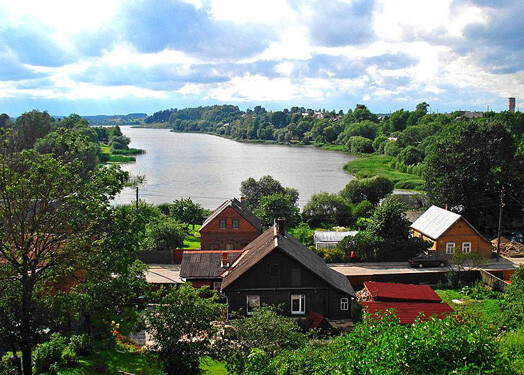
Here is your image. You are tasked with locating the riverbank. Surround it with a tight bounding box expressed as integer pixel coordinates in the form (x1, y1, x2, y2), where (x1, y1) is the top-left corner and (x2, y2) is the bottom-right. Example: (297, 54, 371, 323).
(344, 154, 424, 190)
(99, 145, 144, 163)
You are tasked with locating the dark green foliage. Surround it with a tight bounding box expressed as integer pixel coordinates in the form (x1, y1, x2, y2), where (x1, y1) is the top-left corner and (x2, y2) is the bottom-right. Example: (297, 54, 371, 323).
(13, 110, 54, 151)
(33, 333, 68, 374)
(68, 334, 94, 356)
(110, 134, 131, 150)
(339, 176, 394, 205)
(289, 223, 314, 247)
(254, 193, 300, 228)
(424, 120, 523, 230)
(240, 175, 299, 210)
(220, 306, 307, 374)
(502, 266, 524, 329)
(246, 313, 509, 375)
(396, 145, 424, 166)
(145, 218, 186, 251)
(346, 136, 373, 153)
(145, 285, 223, 375)
(372, 135, 387, 153)
(366, 198, 410, 239)
(383, 140, 401, 156)
(302, 192, 353, 227)
(353, 200, 374, 218)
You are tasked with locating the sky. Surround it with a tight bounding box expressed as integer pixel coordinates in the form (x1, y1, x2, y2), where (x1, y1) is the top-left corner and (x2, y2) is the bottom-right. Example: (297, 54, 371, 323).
(0, 0, 523, 116)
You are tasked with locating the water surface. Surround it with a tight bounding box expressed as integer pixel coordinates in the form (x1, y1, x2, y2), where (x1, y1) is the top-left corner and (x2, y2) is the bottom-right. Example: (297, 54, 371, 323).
(114, 128, 356, 209)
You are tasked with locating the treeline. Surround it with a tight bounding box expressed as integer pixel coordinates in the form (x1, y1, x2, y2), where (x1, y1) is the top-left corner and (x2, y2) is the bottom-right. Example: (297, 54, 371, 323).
(145, 103, 524, 233)
(0, 111, 138, 166)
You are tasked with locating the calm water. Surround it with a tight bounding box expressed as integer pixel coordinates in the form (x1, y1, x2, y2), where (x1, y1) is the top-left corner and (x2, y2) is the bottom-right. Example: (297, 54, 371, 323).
(113, 128, 356, 209)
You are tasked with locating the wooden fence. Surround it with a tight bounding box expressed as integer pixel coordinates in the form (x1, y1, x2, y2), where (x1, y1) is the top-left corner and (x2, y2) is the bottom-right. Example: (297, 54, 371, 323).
(480, 269, 509, 292)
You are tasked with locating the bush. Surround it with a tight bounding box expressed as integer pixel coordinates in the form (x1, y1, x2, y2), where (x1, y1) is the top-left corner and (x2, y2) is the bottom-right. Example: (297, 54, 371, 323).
(60, 346, 77, 366)
(500, 330, 524, 374)
(384, 140, 400, 156)
(33, 333, 68, 374)
(346, 136, 373, 153)
(68, 334, 94, 356)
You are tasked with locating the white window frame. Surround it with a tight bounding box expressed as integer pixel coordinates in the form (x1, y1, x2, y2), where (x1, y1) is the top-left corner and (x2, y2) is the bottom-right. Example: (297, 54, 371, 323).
(446, 242, 455, 255)
(340, 298, 349, 311)
(246, 295, 260, 315)
(291, 294, 306, 315)
(462, 242, 471, 254)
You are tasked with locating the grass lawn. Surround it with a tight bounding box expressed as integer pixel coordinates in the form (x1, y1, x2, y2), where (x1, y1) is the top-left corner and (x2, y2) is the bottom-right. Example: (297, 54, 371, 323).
(57, 350, 227, 375)
(436, 288, 505, 329)
(183, 225, 202, 249)
(344, 154, 424, 190)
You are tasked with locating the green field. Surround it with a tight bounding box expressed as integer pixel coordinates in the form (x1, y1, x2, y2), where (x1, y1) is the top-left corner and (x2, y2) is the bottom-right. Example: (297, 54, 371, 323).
(344, 154, 424, 190)
(183, 225, 202, 249)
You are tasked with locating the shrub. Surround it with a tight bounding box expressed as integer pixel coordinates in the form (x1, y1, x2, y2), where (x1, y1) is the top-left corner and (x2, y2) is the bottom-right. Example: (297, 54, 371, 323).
(68, 334, 94, 356)
(346, 136, 373, 153)
(500, 330, 524, 374)
(33, 333, 68, 374)
(60, 346, 77, 366)
(384, 140, 400, 156)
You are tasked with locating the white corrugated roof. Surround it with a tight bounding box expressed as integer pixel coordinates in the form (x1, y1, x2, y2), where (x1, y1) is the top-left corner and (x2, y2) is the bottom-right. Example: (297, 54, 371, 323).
(410, 205, 461, 240)
(314, 231, 358, 243)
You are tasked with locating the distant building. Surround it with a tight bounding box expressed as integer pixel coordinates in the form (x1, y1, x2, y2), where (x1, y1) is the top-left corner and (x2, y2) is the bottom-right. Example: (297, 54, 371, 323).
(509, 97, 516, 113)
(410, 205, 493, 260)
(199, 198, 262, 250)
(314, 231, 358, 249)
(180, 250, 243, 289)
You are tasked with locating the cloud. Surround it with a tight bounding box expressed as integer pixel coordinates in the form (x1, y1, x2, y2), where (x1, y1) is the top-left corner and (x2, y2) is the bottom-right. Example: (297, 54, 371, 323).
(0, 49, 46, 80)
(304, 0, 376, 47)
(119, 0, 276, 59)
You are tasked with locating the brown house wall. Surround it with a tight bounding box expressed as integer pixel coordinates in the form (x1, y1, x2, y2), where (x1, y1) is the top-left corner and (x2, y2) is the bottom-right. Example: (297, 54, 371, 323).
(413, 218, 492, 260)
(200, 206, 260, 250)
(224, 249, 352, 320)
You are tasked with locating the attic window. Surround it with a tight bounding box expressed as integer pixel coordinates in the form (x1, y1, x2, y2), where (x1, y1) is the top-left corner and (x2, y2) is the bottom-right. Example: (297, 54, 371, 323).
(340, 298, 349, 311)
(232, 219, 239, 229)
(219, 219, 227, 229)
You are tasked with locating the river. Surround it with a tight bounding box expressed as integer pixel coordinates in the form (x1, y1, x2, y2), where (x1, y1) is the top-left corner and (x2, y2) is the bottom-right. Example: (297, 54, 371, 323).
(113, 127, 356, 209)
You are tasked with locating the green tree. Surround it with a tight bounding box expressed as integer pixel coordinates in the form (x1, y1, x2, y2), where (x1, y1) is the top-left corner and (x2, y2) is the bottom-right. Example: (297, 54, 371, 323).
(502, 266, 524, 329)
(145, 285, 223, 375)
(424, 120, 523, 230)
(169, 197, 204, 229)
(240, 175, 298, 210)
(346, 136, 373, 153)
(339, 176, 394, 205)
(145, 218, 186, 251)
(302, 192, 353, 227)
(0, 132, 129, 375)
(254, 193, 300, 228)
(12, 110, 53, 151)
(220, 305, 307, 374)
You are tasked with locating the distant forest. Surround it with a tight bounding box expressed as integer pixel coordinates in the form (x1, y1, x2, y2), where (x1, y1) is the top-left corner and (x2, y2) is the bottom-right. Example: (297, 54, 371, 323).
(145, 103, 524, 232)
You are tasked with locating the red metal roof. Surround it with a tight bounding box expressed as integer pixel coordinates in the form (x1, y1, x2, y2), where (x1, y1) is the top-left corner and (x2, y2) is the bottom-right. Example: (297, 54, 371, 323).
(361, 301, 453, 324)
(305, 311, 326, 329)
(364, 281, 442, 303)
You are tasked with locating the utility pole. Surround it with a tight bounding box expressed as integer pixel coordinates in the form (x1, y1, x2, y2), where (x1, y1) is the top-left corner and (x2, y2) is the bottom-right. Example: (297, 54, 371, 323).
(496, 186, 505, 261)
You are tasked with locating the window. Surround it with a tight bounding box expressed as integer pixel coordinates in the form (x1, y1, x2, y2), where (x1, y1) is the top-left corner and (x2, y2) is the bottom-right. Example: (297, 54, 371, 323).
(340, 298, 349, 311)
(246, 295, 260, 315)
(232, 219, 239, 229)
(462, 242, 471, 254)
(291, 294, 305, 315)
(212, 282, 222, 291)
(219, 219, 226, 229)
(446, 242, 455, 254)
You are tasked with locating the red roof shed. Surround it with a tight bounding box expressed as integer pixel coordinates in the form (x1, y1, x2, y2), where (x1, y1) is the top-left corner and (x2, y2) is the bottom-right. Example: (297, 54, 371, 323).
(364, 281, 442, 303)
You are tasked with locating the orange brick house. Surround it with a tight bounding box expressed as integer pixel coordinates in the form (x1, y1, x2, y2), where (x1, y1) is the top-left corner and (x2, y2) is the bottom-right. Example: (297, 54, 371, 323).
(410, 205, 493, 259)
(200, 198, 262, 250)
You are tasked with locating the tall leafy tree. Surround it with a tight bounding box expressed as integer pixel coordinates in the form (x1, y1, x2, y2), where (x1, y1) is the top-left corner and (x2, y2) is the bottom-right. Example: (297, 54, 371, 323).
(169, 197, 205, 229)
(302, 192, 353, 227)
(424, 120, 523, 230)
(0, 130, 130, 375)
(12, 110, 53, 151)
(253, 193, 301, 228)
(240, 175, 298, 210)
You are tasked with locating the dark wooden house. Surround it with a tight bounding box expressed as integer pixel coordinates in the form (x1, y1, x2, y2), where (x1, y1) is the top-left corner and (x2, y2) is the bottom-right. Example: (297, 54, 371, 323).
(221, 222, 356, 323)
(180, 250, 243, 289)
(200, 198, 262, 250)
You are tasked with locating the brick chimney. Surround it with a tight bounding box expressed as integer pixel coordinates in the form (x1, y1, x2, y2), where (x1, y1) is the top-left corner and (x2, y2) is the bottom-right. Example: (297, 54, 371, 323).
(509, 97, 516, 113)
(276, 217, 286, 236)
(221, 251, 229, 267)
(445, 204, 448, 210)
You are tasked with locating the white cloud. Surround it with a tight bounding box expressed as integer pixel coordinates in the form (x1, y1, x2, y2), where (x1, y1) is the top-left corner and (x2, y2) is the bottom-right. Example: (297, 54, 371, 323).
(208, 0, 295, 25)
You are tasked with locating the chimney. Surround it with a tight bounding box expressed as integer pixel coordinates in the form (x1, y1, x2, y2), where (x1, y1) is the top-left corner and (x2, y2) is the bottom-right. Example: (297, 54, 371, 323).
(509, 97, 516, 113)
(445, 204, 448, 210)
(221, 251, 229, 268)
(276, 217, 286, 236)
(240, 196, 246, 202)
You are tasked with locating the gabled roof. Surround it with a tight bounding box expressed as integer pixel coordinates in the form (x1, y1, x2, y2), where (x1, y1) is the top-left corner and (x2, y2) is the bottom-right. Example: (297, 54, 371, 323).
(180, 251, 243, 279)
(200, 198, 262, 232)
(361, 301, 453, 324)
(410, 205, 488, 241)
(221, 225, 355, 297)
(314, 231, 358, 243)
(364, 281, 442, 303)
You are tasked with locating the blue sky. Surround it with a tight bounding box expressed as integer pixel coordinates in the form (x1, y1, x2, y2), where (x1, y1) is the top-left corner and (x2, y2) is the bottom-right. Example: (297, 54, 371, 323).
(0, 0, 523, 116)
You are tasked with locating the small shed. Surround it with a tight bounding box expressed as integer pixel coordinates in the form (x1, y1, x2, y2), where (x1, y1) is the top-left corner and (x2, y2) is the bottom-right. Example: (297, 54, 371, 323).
(314, 231, 358, 249)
